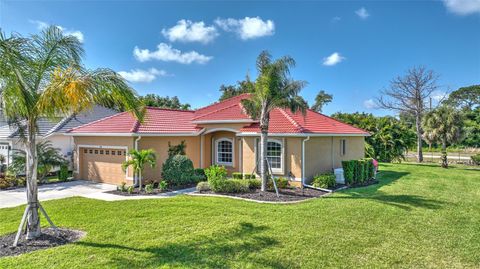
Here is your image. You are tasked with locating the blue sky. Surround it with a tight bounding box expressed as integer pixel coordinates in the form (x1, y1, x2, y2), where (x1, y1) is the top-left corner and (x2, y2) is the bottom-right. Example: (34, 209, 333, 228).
(1, 0, 479, 116)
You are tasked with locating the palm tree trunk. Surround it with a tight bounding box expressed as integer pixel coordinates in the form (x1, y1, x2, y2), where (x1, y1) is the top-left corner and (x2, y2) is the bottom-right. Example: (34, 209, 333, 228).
(260, 130, 268, 192)
(415, 112, 424, 163)
(25, 122, 41, 239)
(441, 138, 448, 168)
(138, 169, 142, 191)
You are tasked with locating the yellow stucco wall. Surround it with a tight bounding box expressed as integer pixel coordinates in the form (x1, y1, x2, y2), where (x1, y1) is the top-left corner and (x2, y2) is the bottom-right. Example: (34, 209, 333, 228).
(304, 136, 365, 182)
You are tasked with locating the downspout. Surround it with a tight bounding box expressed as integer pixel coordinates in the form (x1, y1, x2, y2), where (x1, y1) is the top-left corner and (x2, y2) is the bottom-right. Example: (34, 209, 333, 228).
(301, 136, 310, 187)
(133, 136, 142, 186)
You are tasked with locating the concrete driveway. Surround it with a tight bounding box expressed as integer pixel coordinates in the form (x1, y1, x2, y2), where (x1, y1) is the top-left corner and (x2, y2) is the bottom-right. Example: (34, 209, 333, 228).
(0, 180, 195, 209)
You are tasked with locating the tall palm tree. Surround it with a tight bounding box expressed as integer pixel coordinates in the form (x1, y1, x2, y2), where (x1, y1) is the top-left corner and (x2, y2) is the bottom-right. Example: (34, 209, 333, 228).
(241, 51, 307, 191)
(0, 26, 143, 241)
(122, 149, 156, 191)
(422, 105, 464, 168)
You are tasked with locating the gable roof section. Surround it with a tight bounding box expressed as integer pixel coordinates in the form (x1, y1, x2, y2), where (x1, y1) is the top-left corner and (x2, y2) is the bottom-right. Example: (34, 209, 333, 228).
(68, 107, 201, 135)
(68, 94, 368, 136)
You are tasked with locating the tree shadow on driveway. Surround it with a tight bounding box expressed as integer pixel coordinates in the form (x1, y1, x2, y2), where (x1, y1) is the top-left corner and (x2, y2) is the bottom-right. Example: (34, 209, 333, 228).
(75, 222, 291, 268)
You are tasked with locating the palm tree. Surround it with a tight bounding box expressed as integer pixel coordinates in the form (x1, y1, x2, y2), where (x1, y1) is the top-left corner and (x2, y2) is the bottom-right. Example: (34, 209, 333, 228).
(122, 149, 156, 191)
(241, 51, 307, 191)
(0, 26, 143, 241)
(10, 141, 66, 183)
(422, 105, 464, 168)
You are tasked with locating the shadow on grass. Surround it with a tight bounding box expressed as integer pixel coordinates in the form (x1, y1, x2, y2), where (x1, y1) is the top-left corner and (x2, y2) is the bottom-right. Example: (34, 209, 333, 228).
(75, 222, 290, 268)
(331, 170, 449, 210)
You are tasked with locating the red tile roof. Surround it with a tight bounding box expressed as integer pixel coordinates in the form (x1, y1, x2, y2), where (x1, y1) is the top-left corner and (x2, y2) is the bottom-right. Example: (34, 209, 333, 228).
(68, 94, 368, 136)
(68, 108, 201, 134)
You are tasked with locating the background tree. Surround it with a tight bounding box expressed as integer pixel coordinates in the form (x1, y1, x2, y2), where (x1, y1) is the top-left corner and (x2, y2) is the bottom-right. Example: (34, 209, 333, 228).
(140, 94, 191, 110)
(218, 77, 255, 101)
(311, 90, 333, 113)
(10, 141, 66, 183)
(122, 149, 156, 191)
(332, 112, 416, 162)
(444, 85, 480, 111)
(241, 51, 307, 191)
(377, 66, 439, 162)
(0, 26, 143, 241)
(422, 105, 464, 168)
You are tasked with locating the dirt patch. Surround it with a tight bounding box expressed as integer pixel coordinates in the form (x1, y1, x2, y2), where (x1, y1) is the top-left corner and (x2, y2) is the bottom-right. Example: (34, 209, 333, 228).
(105, 184, 196, 196)
(0, 228, 85, 258)
(199, 187, 329, 202)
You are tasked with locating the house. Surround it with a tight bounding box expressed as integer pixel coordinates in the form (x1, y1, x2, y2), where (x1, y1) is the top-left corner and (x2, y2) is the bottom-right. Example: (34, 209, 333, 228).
(67, 94, 369, 186)
(0, 106, 117, 166)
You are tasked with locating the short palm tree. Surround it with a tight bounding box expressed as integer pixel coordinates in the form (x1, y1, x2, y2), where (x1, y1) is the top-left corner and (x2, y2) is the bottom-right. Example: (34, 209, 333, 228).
(122, 149, 156, 191)
(241, 51, 307, 191)
(10, 141, 66, 183)
(0, 26, 143, 241)
(422, 105, 464, 168)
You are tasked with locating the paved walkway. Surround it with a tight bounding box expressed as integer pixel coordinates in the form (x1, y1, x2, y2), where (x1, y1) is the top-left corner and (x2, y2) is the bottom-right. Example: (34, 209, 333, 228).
(0, 180, 196, 209)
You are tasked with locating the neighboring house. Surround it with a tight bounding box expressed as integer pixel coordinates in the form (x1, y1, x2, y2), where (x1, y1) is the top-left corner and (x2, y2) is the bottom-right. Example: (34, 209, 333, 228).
(67, 94, 369, 186)
(0, 106, 117, 166)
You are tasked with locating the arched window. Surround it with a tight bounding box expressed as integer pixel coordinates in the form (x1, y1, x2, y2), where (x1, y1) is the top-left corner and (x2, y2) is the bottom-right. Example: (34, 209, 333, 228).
(266, 140, 283, 173)
(216, 138, 233, 166)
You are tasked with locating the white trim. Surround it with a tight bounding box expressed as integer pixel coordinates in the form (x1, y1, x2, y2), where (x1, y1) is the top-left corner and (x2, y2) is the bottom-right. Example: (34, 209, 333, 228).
(75, 144, 132, 180)
(203, 128, 239, 135)
(301, 136, 311, 185)
(215, 137, 234, 167)
(193, 120, 256, 124)
(238, 132, 369, 137)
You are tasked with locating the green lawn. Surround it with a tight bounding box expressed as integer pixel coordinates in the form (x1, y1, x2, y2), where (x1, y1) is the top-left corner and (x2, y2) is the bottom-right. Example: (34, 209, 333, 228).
(0, 163, 479, 268)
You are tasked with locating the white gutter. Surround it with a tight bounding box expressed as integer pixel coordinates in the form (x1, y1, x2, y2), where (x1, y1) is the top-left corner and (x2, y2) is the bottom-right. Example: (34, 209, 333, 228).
(301, 136, 311, 187)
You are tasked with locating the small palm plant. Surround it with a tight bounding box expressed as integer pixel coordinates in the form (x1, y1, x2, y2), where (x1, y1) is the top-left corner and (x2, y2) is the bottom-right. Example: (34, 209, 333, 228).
(422, 105, 464, 168)
(122, 149, 156, 191)
(241, 51, 308, 191)
(10, 141, 66, 183)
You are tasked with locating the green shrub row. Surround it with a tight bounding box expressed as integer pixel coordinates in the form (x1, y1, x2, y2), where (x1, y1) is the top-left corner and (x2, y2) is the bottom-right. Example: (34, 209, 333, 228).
(471, 154, 480, 165)
(267, 177, 289, 190)
(342, 158, 375, 185)
(232, 172, 256, 179)
(203, 165, 260, 193)
(161, 155, 204, 186)
(312, 173, 336, 189)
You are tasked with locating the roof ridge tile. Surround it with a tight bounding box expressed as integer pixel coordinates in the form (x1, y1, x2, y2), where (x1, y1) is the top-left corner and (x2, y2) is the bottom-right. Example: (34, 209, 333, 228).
(278, 108, 305, 132)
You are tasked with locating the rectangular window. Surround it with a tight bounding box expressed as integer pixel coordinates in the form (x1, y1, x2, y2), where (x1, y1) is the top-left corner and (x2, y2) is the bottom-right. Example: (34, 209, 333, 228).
(266, 141, 282, 171)
(99, 150, 104, 155)
(106, 150, 110, 155)
(118, 151, 122, 156)
(111, 151, 116, 156)
(89, 149, 93, 154)
(216, 139, 233, 165)
(84, 149, 87, 154)
(340, 139, 346, 156)
(94, 150, 98, 154)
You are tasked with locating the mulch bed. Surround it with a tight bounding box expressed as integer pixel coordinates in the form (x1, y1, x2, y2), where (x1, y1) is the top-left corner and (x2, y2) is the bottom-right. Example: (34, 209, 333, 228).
(105, 183, 196, 196)
(199, 187, 329, 202)
(0, 228, 85, 258)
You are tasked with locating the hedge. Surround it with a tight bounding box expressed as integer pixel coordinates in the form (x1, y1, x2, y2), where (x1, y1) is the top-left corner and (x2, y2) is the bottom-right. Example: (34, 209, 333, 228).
(342, 158, 375, 185)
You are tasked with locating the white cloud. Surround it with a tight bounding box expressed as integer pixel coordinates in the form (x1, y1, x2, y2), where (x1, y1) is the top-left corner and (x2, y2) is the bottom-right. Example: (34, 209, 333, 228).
(331, 16, 342, 23)
(443, 0, 480, 15)
(322, 52, 345, 66)
(161, 20, 218, 44)
(133, 43, 212, 64)
(29, 20, 84, 42)
(355, 7, 370, 19)
(363, 99, 378, 109)
(431, 90, 448, 102)
(118, 68, 169, 83)
(215, 17, 275, 40)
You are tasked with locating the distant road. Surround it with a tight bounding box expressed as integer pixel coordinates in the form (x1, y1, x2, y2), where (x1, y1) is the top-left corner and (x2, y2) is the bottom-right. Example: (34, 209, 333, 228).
(406, 153, 472, 160)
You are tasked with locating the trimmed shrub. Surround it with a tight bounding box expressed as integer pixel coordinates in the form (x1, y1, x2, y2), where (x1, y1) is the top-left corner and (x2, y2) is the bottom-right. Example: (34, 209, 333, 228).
(363, 158, 375, 179)
(205, 165, 228, 192)
(342, 160, 355, 184)
(471, 154, 480, 165)
(220, 179, 249, 193)
(246, 179, 261, 190)
(145, 184, 154, 194)
(243, 174, 256, 180)
(194, 168, 207, 181)
(161, 155, 195, 186)
(232, 172, 243, 179)
(58, 164, 69, 182)
(313, 173, 336, 189)
(127, 185, 134, 194)
(196, 181, 210, 192)
(268, 177, 289, 189)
